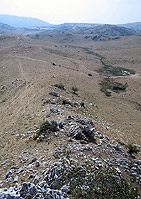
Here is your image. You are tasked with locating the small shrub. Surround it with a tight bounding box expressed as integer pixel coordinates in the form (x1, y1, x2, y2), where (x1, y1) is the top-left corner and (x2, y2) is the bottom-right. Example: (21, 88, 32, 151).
(80, 102, 85, 107)
(36, 120, 57, 138)
(54, 83, 65, 90)
(72, 87, 79, 94)
(62, 99, 72, 106)
(126, 144, 140, 156)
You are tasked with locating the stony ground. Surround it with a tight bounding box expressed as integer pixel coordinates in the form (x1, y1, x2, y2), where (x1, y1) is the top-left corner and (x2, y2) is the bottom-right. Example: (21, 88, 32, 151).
(0, 89, 141, 198)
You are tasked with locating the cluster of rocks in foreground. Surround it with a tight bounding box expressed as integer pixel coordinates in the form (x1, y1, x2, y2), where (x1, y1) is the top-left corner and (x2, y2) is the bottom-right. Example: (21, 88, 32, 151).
(0, 180, 69, 199)
(1, 157, 141, 199)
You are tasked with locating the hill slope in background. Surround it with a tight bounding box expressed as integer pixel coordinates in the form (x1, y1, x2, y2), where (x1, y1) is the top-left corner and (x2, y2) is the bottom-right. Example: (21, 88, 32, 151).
(120, 22, 141, 31)
(0, 22, 42, 35)
(0, 14, 51, 28)
(31, 24, 137, 43)
(70, 24, 136, 36)
(44, 23, 137, 36)
(0, 23, 16, 34)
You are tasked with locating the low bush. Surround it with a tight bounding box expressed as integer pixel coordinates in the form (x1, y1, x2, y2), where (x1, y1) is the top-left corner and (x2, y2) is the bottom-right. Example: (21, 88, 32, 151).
(54, 83, 65, 90)
(80, 102, 85, 107)
(36, 120, 57, 138)
(62, 99, 72, 106)
(72, 87, 79, 94)
(126, 144, 140, 156)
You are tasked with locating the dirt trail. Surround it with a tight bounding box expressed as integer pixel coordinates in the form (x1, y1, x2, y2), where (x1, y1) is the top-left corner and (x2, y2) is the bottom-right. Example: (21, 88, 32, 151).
(16, 58, 27, 80)
(0, 57, 33, 124)
(1, 55, 47, 64)
(15, 55, 47, 63)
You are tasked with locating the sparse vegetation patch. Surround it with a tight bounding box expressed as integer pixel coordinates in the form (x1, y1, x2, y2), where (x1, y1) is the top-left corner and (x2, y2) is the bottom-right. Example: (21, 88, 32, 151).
(54, 83, 65, 90)
(35, 120, 58, 139)
(62, 99, 72, 106)
(126, 144, 140, 157)
(98, 58, 135, 76)
(82, 47, 135, 76)
(71, 87, 79, 94)
(100, 78, 128, 96)
(80, 101, 85, 107)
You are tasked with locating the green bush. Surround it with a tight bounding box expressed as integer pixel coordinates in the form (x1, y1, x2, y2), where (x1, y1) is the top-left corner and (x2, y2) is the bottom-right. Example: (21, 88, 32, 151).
(62, 99, 72, 105)
(126, 144, 140, 156)
(72, 87, 79, 94)
(80, 102, 85, 107)
(36, 120, 57, 138)
(54, 83, 65, 90)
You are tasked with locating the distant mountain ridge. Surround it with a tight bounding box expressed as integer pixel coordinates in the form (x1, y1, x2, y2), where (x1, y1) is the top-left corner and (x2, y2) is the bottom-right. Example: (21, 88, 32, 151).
(119, 22, 141, 31)
(0, 14, 140, 37)
(0, 14, 140, 30)
(0, 14, 51, 28)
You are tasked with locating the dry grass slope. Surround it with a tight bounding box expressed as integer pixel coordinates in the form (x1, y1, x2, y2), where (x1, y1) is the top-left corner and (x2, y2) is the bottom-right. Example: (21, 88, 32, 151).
(0, 33, 140, 197)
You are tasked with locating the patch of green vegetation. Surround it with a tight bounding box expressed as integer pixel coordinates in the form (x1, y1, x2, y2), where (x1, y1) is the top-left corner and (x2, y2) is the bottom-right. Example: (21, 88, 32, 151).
(98, 57, 135, 76)
(112, 67, 135, 76)
(72, 87, 79, 94)
(35, 120, 57, 139)
(95, 53, 104, 59)
(118, 140, 126, 146)
(82, 47, 103, 58)
(62, 99, 72, 106)
(82, 47, 135, 76)
(54, 83, 65, 90)
(126, 144, 140, 157)
(80, 102, 85, 107)
(100, 78, 128, 97)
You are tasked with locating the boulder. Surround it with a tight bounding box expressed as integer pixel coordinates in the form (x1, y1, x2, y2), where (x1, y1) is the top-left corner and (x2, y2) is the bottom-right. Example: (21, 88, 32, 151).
(49, 92, 60, 97)
(115, 144, 123, 152)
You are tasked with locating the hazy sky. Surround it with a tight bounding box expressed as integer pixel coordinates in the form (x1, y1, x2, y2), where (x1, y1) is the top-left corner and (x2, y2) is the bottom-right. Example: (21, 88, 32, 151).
(0, 0, 140, 24)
